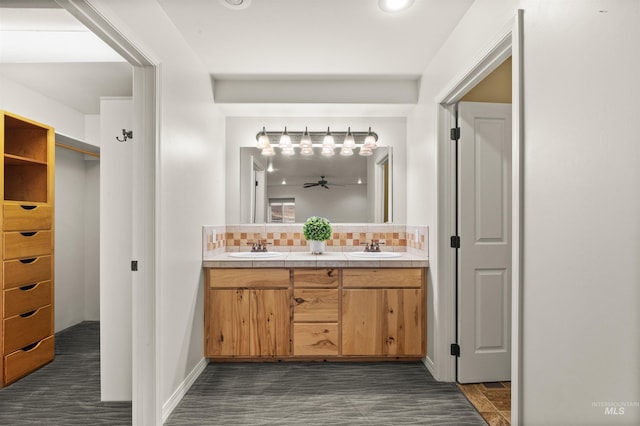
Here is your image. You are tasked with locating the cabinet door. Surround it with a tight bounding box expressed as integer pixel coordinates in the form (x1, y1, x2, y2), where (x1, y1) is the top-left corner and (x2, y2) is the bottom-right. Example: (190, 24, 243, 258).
(207, 289, 250, 356)
(342, 289, 423, 356)
(250, 289, 291, 356)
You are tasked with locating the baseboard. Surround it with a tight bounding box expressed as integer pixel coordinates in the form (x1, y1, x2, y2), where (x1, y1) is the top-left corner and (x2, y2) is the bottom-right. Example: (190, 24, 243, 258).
(162, 357, 208, 423)
(422, 355, 436, 378)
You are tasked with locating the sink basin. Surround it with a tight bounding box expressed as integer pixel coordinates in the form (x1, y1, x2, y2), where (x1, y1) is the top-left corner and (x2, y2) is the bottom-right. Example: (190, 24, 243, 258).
(228, 252, 284, 259)
(348, 252, 403, 259)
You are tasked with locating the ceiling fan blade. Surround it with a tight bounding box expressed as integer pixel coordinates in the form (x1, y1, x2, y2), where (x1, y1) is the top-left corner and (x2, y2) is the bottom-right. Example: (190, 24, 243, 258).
(322, 184, 330, 189)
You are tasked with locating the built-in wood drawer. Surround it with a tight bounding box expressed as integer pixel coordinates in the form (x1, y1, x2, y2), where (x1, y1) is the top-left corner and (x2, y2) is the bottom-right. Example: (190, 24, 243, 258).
(3, 231, 52, 260)
(293, 268, 339, 288)
(3, 335, 54, 385)
(343, 268, 422, 288)
(208, 268, 290, 289)
(3, 305, 52, 354)
(3, 256, 52, 290)
(3, 204, 52, 231)
(293, 288, 338, 322)
(293, 323, 339, 356)
(3, 281, 52, 318)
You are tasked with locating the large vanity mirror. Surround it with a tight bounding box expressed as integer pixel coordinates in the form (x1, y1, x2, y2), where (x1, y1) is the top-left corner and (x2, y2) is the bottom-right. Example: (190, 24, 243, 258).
(240, 146, 393, 223)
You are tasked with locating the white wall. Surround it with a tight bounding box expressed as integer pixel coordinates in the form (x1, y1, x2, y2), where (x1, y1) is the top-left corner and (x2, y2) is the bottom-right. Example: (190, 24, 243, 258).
(408, 0, 640, 424)
(91, 0, 226, 415)
(54, 148, 87, 331)
(267, 184, 367, 223)
(100, 97, 133, 400)
(226, 116, 407, 224)
(0, 75, 87, 143)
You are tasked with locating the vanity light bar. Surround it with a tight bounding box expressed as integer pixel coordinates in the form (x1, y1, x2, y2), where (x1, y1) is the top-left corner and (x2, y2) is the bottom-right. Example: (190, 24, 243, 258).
(255, 127, 378, 147)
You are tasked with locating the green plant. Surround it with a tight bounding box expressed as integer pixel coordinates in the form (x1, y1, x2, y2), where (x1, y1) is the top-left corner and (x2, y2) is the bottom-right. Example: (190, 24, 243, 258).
(302, 216, 332, 241)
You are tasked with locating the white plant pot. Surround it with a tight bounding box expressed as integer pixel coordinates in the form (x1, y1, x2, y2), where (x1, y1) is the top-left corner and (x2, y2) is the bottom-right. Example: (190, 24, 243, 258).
(309, 240, 325, 254)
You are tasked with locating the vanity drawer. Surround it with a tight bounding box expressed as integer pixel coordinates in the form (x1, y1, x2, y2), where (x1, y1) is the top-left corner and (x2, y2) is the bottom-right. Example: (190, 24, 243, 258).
(293, 268, 339, 288)
(3, 204, 52, 231)
(3, 231, 52, 260)
(3, 281, 52, 318)
(3, 256, 52, 290)
(4, 335, 54, 385)
(293, 288, 338, 322)
(209, 268, 290, 289)
(293, 323, 339, 356)
(343, 268, 422, 288)
(3, 305, 53, 354)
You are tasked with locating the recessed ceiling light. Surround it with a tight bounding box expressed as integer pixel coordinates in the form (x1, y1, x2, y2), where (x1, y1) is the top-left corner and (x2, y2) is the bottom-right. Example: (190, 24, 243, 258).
(219, 0, 251, 10)
(379, 0, 415, 13)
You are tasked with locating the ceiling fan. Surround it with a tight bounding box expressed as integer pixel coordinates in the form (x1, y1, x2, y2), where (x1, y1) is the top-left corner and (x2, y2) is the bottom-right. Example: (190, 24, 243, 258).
(303, 176, 341, 189)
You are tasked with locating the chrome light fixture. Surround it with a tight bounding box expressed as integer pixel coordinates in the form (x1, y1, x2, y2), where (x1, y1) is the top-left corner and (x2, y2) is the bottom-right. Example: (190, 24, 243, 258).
(255, 127, 379, 157)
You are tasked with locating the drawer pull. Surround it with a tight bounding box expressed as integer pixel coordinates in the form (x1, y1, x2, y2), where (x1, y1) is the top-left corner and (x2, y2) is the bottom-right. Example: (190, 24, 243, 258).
(20, 205, 37, 211)
(20, 284, 38, 291)
(21, 342, 39, 352)
(20, 258, 38, 264)
(20, 232, 37, 237)
(20, 310, 37, 318)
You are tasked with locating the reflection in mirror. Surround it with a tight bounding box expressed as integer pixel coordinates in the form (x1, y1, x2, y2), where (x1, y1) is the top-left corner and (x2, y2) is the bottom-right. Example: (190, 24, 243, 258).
(240, 147, 392, 223)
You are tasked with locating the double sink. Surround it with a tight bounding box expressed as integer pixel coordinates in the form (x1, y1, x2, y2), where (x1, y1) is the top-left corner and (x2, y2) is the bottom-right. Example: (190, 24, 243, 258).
(228, 251, 402, 259)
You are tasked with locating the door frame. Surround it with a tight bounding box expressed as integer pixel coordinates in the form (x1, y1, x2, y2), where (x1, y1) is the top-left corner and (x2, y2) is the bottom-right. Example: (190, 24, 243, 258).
(434, 10, 523, 425)
(56, 1, 160, 424)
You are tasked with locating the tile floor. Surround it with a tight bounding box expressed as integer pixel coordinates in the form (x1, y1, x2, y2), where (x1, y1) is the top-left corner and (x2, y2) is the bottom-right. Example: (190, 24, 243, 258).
(458, 381, 511, 425)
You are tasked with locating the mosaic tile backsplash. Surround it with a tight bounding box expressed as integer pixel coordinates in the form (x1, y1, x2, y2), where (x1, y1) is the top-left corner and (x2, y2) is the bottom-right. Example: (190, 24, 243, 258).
(203, 224, 428, 258)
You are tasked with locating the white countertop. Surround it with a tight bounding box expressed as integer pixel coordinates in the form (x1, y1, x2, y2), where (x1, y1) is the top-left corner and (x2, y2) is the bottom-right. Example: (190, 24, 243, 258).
(203, 251, 429, 268)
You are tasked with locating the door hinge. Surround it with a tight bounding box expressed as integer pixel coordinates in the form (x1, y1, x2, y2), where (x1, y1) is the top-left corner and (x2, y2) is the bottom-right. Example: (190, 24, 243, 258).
(451, 343, 460, 357)
(450, 235, 460, 248)
(450, 127, 460, 141)
(131, 260, 138, 271)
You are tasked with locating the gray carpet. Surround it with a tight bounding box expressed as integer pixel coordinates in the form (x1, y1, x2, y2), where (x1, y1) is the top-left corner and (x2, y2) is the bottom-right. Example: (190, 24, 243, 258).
(1, 322, 485, 425)
(166, 362, 486, 425)
(0, 321, 132, 425)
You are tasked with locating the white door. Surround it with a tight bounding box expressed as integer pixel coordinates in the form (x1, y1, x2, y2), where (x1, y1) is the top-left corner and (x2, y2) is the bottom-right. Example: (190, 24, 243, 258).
(458, 101, 512, 383)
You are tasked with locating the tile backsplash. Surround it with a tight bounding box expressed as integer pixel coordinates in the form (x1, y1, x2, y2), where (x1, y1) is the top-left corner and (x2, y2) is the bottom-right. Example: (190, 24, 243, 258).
(203, 224, 428, 258)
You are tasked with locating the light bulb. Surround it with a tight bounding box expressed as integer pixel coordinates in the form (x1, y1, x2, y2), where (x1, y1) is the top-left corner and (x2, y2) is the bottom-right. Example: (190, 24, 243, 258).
(321, 146, 335, 157)
(279, 127, 292, 149)
(300, 126, 312, 149)
(300, 147, 314, 156)
(262, 147, 275, 157)
(363, 127, 377, 149)
(322, 127, 335, 149)
(256, 127, 270, 149)
(340, 147, 354, 156)
(281, 146, 295, 156)
(359, 146, 372, 156)
(343, 127, 355, 148)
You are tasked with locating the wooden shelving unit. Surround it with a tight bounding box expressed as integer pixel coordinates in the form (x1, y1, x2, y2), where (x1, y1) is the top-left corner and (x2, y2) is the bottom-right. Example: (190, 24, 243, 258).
(0, 110, 55, 388)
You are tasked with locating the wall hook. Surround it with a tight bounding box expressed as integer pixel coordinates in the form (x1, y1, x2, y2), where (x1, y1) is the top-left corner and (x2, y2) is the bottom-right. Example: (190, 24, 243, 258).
(116, 129, 133, 142)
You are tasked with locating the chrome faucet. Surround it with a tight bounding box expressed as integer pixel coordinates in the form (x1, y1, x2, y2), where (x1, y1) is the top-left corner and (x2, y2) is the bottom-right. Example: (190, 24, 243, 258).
(249, 240, 270, 252)
(362, 240, 384, 252)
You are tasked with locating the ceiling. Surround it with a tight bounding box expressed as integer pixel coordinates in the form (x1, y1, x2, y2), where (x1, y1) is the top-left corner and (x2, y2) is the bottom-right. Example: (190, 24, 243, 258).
(0, 0, 474, 116)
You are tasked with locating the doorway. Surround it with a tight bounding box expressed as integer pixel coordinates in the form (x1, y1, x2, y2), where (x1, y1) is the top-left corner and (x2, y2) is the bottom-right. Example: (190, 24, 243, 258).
(435, 10, 523, 425)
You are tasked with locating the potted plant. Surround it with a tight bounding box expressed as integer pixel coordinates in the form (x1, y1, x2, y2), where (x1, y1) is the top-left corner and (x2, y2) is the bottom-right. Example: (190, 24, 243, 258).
(302, 216, 332, 254)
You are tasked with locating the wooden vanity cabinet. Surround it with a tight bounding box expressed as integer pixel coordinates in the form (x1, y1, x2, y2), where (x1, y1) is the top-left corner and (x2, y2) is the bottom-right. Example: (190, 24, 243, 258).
(292, 268, 339, 356)
(342, 269, 425, 357)
(1, 111, 55, 388)
(204, 266, 426, 360)
(205, 269, 291, 357)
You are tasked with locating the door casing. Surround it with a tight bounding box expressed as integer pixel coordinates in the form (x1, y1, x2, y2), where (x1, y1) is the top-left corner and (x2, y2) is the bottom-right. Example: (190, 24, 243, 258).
(433, 10, 524, 425)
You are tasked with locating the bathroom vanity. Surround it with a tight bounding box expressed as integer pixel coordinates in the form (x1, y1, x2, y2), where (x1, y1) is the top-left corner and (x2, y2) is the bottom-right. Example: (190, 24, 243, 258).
(203, 253, 427, 361)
